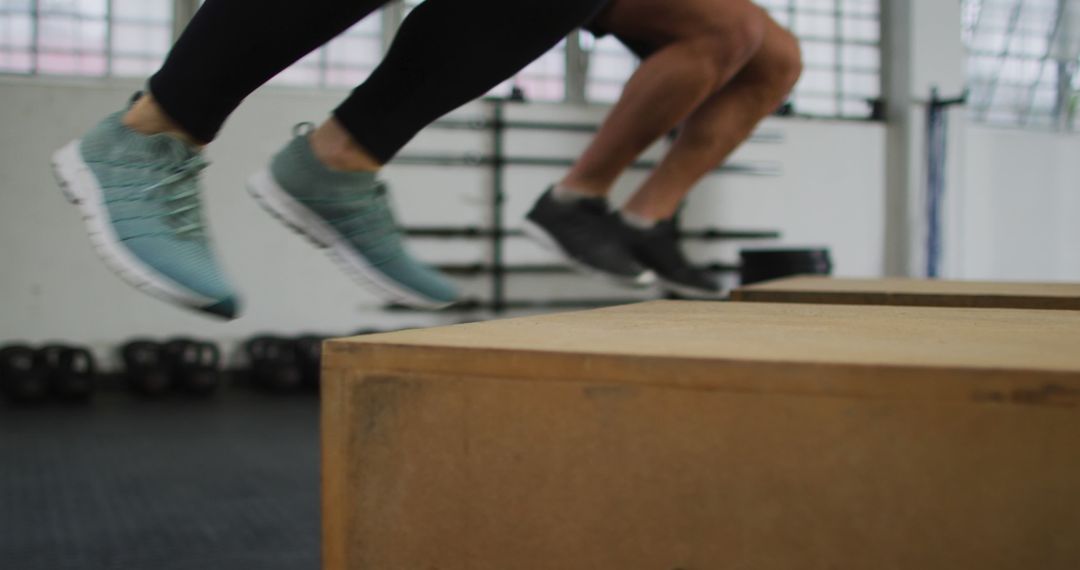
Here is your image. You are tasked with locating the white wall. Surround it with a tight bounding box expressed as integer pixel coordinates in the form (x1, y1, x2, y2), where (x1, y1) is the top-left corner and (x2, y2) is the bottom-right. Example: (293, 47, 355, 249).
(956, 125, 1080, 281)
(0, 77, 886, 366)
(880, 0, 1079, 284)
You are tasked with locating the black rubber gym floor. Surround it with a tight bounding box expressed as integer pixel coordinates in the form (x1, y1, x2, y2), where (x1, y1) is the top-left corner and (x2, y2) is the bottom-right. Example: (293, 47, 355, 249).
(0, 392, 321, 570)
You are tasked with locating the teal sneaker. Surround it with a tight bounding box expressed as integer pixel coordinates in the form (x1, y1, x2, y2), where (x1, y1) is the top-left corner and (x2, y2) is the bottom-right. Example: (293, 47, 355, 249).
(50, 110, 240, 319)
(247, 126, 459, 309)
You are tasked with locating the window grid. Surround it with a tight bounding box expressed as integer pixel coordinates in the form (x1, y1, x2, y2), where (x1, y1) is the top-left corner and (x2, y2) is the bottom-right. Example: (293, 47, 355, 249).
(962, 0, 1077, 130)
(585, 0, 882, 119)
(758, 0, 881, 119)
(0, 1, 382, 85)
(270, 16, 382, 89)
(0, 0, 172, 77)
(584, 33, 638, 104)
(2, 0, 882, 120)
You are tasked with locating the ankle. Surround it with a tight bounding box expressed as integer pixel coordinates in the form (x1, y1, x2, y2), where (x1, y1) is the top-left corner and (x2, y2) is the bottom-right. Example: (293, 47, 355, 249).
(622, 201, 676, 225)
(309, 118, 382, 173)
(619, 209, 659, 230)
(552, 183, 607, 204)
(122, 94, 203, 148)
(555, 180, 608, 200)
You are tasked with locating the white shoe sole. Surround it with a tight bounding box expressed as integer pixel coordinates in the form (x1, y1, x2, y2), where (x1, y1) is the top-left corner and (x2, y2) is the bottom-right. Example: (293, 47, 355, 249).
(50, 140, 219, 313)
(246, 168, 454, 310)
(521, 218, 657, 289)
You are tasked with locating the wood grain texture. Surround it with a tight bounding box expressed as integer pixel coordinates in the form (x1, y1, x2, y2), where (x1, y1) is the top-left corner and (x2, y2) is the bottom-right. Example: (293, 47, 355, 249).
(322, 301, 1080, 570)
(731, 276, 1080, 310)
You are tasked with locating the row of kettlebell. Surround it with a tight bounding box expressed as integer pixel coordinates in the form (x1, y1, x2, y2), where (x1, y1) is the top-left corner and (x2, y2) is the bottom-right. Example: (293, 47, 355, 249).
(123, 335, 331, 396)
(2, 333, 353, 405)
(0, 344, 96, 404)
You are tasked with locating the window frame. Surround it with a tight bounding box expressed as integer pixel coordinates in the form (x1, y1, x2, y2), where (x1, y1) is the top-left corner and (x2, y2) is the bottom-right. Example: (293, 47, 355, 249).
(1, 0, 885, 122)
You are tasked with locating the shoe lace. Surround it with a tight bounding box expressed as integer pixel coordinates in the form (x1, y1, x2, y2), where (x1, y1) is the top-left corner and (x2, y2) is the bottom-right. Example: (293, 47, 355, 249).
(140, 154, 209, 239)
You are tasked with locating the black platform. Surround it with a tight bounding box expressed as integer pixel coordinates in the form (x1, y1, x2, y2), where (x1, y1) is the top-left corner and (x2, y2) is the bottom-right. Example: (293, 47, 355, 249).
(0, 392, 320, 570)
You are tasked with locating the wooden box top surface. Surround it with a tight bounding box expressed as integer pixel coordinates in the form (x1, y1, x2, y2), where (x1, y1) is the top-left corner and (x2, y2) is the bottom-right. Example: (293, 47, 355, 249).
(326, 302, 1080, 397)
(732, 276, 1080, 310)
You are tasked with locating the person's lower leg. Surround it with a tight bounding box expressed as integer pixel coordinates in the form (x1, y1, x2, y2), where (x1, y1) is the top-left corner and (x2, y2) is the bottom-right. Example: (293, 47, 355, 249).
(557, 43, 735, 198)
(618, 88, 773, 221)
(622, 19, 802, 221)
(559, 2, 767, 197)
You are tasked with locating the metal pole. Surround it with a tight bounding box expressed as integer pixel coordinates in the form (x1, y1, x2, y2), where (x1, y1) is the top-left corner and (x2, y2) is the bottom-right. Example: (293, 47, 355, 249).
(30, 0, 39, 74)
(1053, 0, 1079, 130)
(1056, 60, 1074, 130)
(833, 0, 843, 115)
(491, 101, 507, 314)
(105, 0, 113, 76)
(565, 30, 588, 104)
(925, 89, 945, 278)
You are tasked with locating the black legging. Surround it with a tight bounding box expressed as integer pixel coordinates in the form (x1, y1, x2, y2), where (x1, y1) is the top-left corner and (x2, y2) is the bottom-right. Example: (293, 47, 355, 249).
(149, 0, 608, 163)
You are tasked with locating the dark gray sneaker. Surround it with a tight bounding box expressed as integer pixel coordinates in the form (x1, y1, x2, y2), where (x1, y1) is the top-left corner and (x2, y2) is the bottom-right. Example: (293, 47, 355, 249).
(523, 188, 655, 288)
(617, 217, 722, 298)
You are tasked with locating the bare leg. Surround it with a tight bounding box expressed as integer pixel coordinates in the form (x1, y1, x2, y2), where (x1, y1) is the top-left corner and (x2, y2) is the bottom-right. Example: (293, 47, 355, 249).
(123, 94, 204, 148)
(309, 118, 383, 172)
(560, 0, 768, 197)
(622, 14, 803, 220)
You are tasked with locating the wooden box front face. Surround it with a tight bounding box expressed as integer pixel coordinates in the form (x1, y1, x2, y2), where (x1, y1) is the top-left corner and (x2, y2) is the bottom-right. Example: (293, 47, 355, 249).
(322, 302, 1080, 570)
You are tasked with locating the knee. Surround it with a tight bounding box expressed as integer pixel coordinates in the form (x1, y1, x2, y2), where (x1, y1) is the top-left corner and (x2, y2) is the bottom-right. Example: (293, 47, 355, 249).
(767, 27, 803, 95)
(682, 8, 768, 88)
(717, 9, 768, 64)
(734, 24, 803, 110)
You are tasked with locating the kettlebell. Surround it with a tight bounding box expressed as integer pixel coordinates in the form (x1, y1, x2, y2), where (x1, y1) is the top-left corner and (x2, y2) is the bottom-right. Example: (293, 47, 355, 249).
(37, 344, 97, 403)
(121, 340, 172, 397)
(245, 336, 303, 393)
(163, 338, 222, 397)
(0, 345, 50, 405)
(293, 335, 325, 390)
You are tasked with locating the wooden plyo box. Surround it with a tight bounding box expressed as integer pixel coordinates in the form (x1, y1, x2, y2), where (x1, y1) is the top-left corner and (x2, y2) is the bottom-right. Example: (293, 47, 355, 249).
(322, 301, 1080, 570)
(731, 275, 1080, 310)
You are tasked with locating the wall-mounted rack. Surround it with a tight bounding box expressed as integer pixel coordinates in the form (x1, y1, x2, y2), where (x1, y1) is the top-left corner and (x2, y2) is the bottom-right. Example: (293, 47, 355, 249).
(434, 262, 741, 277)
(405, 226, 781, 241)
(394, 154, 781, 177)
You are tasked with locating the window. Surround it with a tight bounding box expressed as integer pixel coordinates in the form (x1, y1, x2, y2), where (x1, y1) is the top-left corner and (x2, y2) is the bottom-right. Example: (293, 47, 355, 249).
(757, 0, 881, 119)
(584, 33, 637, 103)
(0, 0, 379, 85)
(0, 0, 172, 77)
(2, 0, 882, 120)
(496, 40, 566, 101)
(963, 0, 1076, 129)
(271, 16, 382, 88)
(583, 0, 882, 119)
(400, 0, 566, 101)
